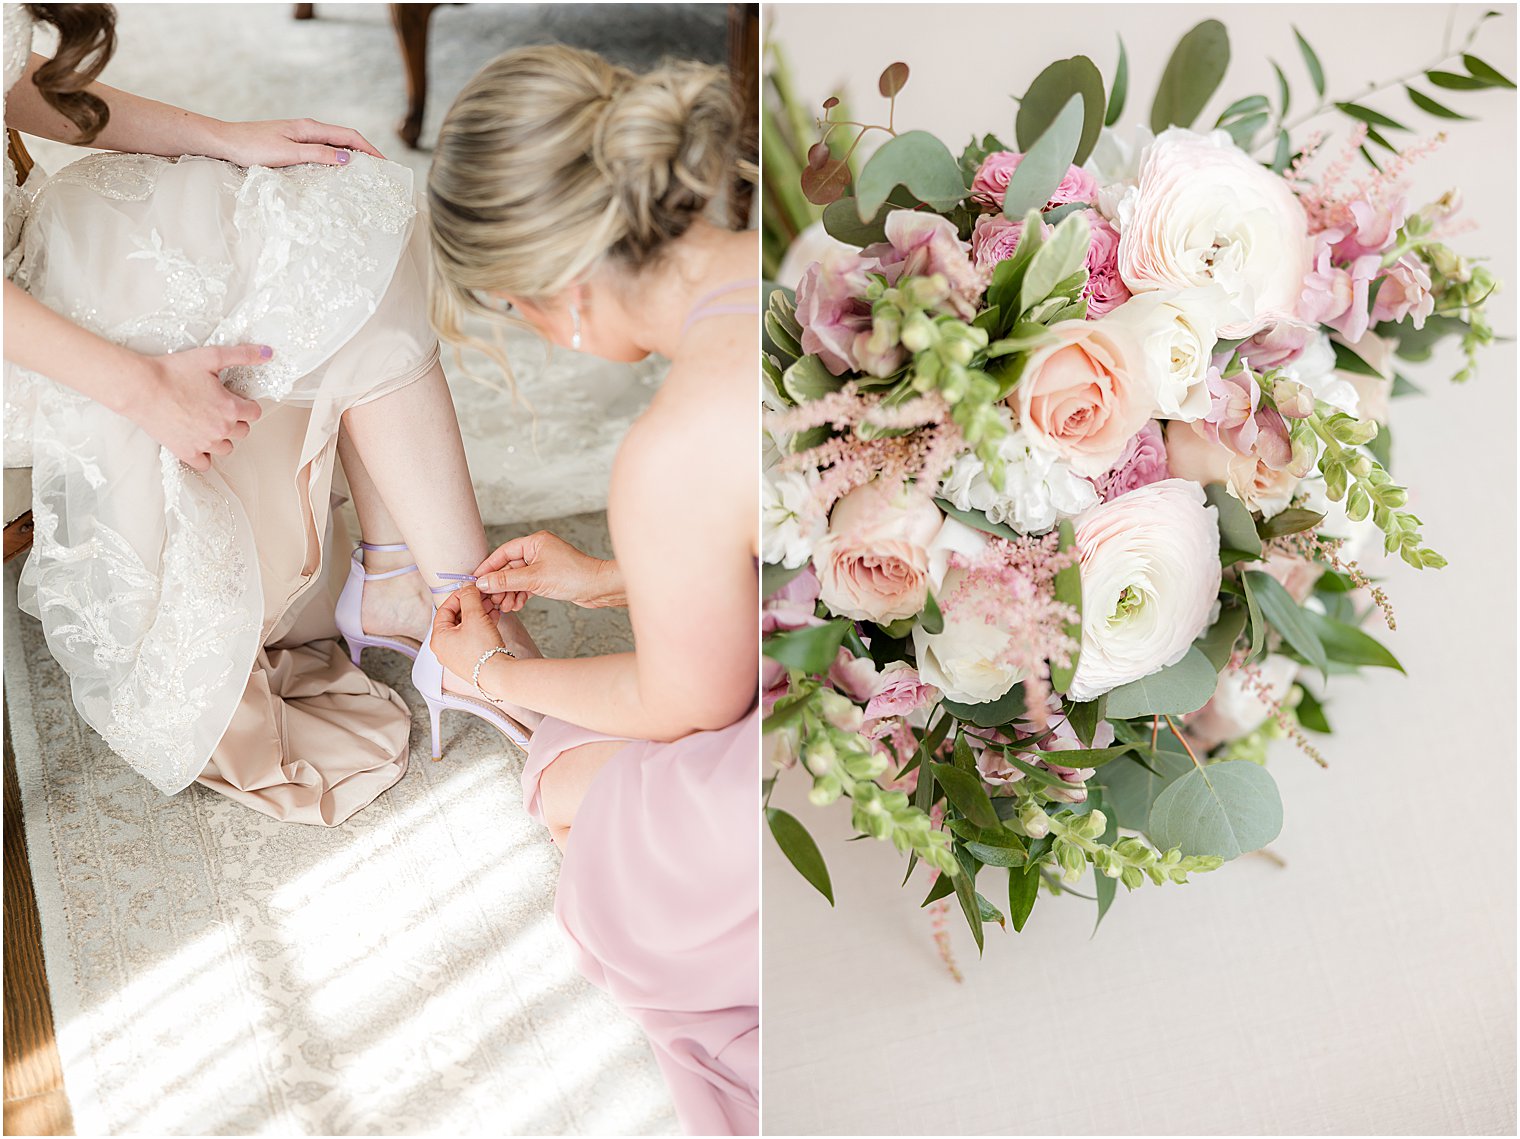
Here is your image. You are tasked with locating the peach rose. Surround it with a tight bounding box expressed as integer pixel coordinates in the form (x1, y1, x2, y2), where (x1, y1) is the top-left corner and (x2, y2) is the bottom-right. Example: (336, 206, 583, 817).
(1011, 319, 1152, 477)
(814, 479, 943, 624)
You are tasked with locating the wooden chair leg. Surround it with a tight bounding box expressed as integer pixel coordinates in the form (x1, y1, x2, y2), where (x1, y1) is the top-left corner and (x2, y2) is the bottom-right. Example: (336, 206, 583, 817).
(3, 513, 32, 566)
(390, 3, 440, 149)
(293, 3, 315, 19)
(726, 3, 759, 229)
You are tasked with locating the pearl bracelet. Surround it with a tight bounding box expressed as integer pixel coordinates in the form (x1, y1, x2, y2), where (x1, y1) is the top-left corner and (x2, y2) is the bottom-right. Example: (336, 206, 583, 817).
(472, 646, 516, 698)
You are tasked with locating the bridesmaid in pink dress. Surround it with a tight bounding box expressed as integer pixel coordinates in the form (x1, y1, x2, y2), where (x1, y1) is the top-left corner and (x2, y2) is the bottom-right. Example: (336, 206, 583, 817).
(418, 47, 759, 1135)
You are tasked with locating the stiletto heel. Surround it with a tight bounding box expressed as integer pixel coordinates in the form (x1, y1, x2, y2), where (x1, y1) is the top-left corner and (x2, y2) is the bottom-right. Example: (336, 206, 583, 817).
(335, 541, 425, 664)
(411, 633, 531, 760)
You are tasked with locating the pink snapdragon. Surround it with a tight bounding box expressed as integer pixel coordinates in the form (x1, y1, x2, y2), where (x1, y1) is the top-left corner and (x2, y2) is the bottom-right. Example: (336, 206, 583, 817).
(1299, 230, 1380, 341)
(970, 150, 1099, 211)
(795, 247, 882, 376)
(1329, 192, 1408, 261)
(1370, 254, 1434, 329)
(762, 568, 823, 702)
(1081, 212, 1131, 317)
(863, 211, 986, 320)
(1238, 322, 1315, 371)
(1196, 368, 1292, 469)
(1091, 420, 1170, 501)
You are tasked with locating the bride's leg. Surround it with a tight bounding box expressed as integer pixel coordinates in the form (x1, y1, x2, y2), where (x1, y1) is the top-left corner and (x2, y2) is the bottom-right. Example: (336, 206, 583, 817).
(339, 363, 540, 668)
(337, 428, 434, 644)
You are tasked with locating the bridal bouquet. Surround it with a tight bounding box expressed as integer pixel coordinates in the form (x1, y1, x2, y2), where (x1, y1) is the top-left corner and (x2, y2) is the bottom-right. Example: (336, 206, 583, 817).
(761, 17, 1509, 950)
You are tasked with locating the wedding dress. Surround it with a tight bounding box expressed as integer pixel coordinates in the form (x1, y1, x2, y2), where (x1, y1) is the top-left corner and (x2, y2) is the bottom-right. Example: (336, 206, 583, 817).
(3, 4, 433, 824)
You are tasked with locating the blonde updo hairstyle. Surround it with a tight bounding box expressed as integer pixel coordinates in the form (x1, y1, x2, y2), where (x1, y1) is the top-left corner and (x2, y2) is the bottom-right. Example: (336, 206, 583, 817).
(427, 44, 738, 381)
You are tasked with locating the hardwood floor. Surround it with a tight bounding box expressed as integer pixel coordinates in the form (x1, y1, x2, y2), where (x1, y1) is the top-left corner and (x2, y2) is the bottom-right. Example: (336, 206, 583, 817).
(3, 711, 73, 1135)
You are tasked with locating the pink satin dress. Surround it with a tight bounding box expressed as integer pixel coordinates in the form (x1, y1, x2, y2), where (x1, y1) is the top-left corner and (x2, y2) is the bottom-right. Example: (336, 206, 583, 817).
(519, 280, 760, 1136)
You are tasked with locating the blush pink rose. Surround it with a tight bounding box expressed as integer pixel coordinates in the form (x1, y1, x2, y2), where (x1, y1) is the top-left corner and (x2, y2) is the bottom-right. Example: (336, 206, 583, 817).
(795, 246, 881, 376)
(1082, 212, 1131, 318)
(1091, 420, 1170, 501)
(971, 150, 1099, 211)
(864, 210, 986, 320)
(970, 213, 1047, 272)
(1011, 319, 1152, 477)
(864, 661, 936, 720)
(813, 479, 944, 624)
(1370, 254, 1434, 329)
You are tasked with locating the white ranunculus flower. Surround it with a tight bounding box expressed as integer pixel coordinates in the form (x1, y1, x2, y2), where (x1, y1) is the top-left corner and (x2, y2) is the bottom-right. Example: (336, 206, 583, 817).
(910, 517, 1027, 705)
(937, 419, 1098, 534)
(1101, 286, 1240, 421)
(1116, 128, 1312, 338)
(762, 467, 825, 569)
(1067, 478, 1222, 701)
(1279, 331, 1360, 417)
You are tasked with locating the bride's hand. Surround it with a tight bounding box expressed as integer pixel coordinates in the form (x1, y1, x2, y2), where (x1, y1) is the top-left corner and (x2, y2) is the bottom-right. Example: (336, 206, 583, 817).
(126, 345, 268, 471)
(214, 118, 386, 168)
(474, 531, 627, 611)
(430, 585, 507, 681)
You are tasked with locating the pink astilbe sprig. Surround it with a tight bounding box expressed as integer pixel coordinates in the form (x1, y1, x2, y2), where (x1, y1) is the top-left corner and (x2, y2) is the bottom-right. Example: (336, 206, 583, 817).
(1273, 530, 1397, 631)
(1235, 656, 1329, 769)
(1290, 120, 1448, 240)
(939, 531, 1079, 723)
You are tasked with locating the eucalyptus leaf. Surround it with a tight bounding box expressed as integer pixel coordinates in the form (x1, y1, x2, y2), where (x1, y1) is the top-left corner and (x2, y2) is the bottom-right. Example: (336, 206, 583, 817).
(1205, 482, 1263, 559)
(1301, 611, 1404, 672)
(766, 808, 834, 904)
(940, 684, 1028, 729)
(854, 130, 968, 220)
(1258, 508, 1325, 540)
(1148, 760, 1283, 859)
(1195, 602, 1248, 671)
(1008, 861, 1040, 932)
(1104, 646, 1219, 719)
(1463, 54, 1516, 88)
(1244, 570, 1328, 677)
(1016, 55, 1106, 167)
(1427, 70, 1489, 91)
(1098, 747, 1192, 833)
(1406, 85, 1473, 120)
(1293, 26, 1325, 96)
(931, 762, 1003, 829)
(1051, 518, 1082, 694)
(1271, 60, 1292, 117)
(1004, 96, 1085, 217)
(761, 561, 805, 600)
(1105, 37, 1129, 127)
(1150, 19, 1231, 132)
(1020, 211, 1093, 314)
(933, 499, 1023, 541)
(1216, 94, 1270, 123)
(1271, 129, 1292, 173)
(1335, 101, 1409, 132)
(762, 619, 852, 675)
(1223, 111, 1270, 149)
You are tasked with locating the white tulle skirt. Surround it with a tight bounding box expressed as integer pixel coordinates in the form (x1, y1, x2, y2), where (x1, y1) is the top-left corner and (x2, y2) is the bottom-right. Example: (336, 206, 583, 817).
(5, 150, 436, 824)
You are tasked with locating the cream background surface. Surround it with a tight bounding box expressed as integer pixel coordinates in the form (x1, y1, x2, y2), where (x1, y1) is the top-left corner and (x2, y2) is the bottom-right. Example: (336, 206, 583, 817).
(762, 4, 1517, 1134)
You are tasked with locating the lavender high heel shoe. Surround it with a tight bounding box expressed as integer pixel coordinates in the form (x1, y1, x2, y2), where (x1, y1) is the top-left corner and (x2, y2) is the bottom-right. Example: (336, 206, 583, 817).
(412, 626, 533, 760)
(335, 541, 424, 664)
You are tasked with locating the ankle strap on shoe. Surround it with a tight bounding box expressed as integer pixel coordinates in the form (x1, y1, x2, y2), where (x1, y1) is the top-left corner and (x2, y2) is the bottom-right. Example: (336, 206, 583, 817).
(429, 572, 478, 595)
(360, 541, 410, 553)
(351, 547, 419, 581)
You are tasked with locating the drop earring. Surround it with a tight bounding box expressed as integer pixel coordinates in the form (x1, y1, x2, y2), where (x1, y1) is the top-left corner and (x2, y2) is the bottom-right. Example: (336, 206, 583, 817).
(570, 305, 583, 351)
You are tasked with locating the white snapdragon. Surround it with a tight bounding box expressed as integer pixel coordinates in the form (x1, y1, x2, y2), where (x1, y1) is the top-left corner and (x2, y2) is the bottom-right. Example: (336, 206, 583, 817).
(762, 467, 825, 569)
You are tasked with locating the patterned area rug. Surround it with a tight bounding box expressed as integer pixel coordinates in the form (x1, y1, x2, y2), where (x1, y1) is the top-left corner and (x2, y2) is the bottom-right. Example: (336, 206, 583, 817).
(3, 514, 678, 1136)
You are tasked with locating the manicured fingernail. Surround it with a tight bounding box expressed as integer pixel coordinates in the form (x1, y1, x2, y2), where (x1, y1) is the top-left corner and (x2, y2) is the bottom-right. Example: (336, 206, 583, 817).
(259, 345, 273, 359)
(335, 149, 350, 165)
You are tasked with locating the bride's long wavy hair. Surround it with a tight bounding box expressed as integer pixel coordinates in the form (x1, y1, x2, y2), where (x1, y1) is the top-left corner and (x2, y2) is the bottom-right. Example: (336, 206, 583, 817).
(425, 43, 739, 395)
(24, 4, 118, 144)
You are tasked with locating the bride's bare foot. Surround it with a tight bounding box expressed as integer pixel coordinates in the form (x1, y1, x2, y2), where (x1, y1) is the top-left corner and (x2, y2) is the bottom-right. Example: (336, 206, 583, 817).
(440, 609, 545, 733)
(357, 547, 432, 646)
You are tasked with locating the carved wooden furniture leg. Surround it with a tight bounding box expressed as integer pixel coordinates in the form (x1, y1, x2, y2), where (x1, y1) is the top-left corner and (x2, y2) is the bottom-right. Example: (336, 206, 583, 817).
(391, 3, 440, 149)
(726, 3, 759, 229)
